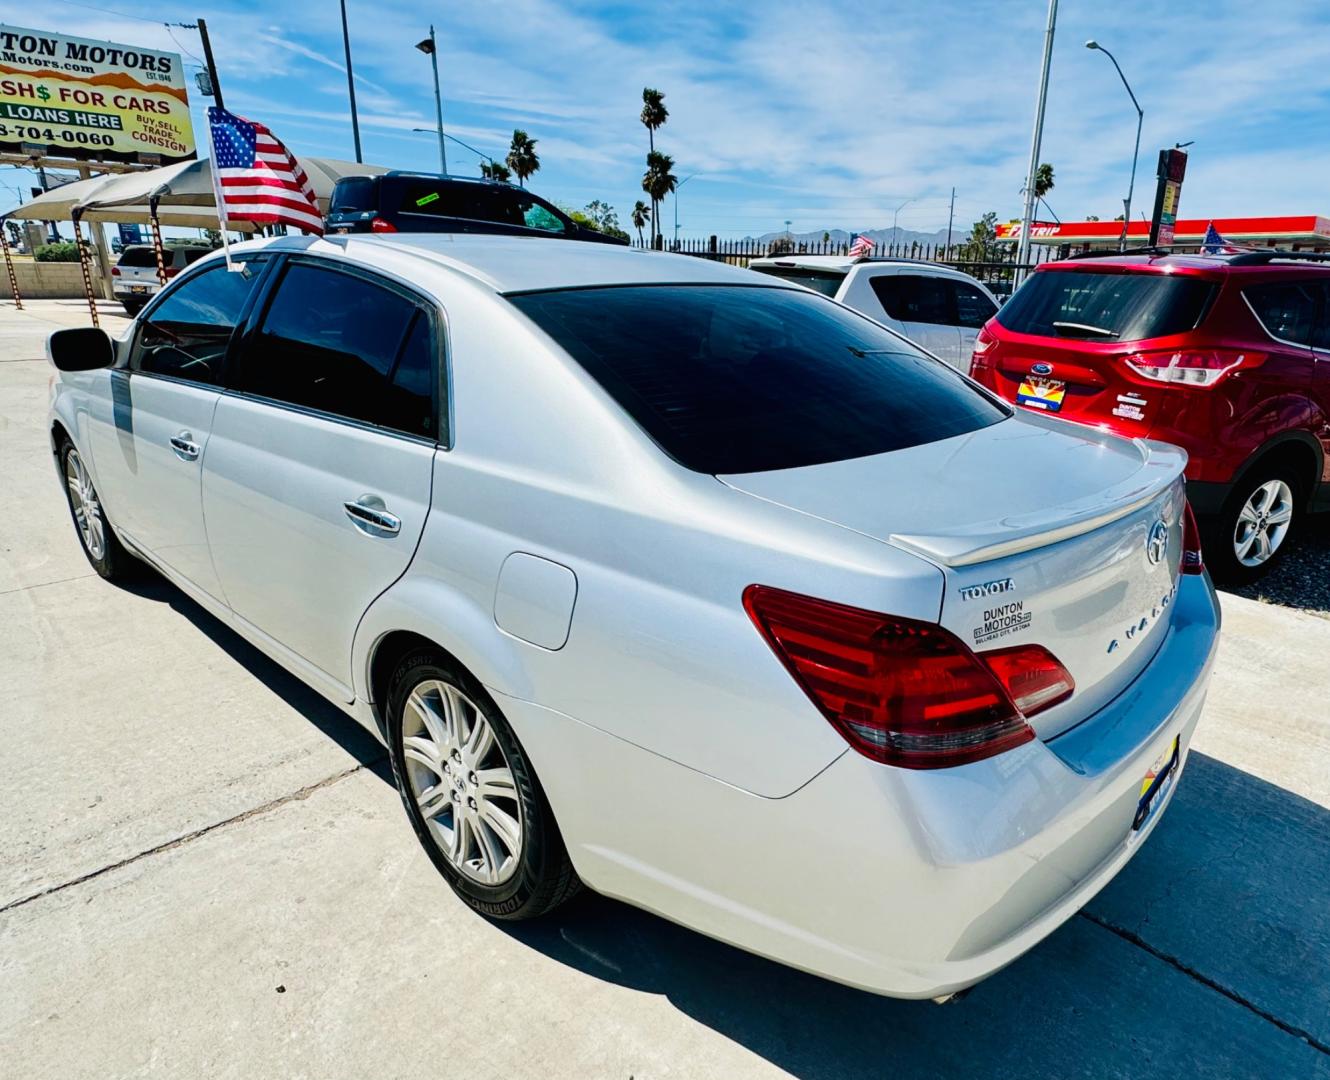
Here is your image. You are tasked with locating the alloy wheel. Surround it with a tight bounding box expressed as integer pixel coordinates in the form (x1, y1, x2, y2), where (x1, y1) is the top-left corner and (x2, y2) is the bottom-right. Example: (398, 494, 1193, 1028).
(401, 679, 524, 886)
(1232, 478, 1293, 568)
(65, 449, 106, 561)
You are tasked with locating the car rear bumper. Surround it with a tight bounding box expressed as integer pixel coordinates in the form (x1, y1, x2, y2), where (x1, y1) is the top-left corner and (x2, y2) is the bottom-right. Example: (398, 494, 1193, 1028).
(113, 282, 160, 298)
(498, 571, 1221, 999)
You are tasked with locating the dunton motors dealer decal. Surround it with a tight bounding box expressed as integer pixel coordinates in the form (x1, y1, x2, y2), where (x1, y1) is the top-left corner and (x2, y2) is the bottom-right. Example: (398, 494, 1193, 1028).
(973, 600, 1033, 646)
(1112, 393, 1149, 422)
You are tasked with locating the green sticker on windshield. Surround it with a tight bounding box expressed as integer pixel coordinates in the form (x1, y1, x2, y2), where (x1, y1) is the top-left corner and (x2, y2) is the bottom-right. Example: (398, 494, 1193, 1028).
(415, 192, 441, 207)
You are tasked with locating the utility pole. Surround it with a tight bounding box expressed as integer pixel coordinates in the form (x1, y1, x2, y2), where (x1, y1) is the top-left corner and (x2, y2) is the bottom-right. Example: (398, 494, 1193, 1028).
(197, 18, 224, 110)
(946, 186, 956, 256)
(1016, 0, 1058, 280)
(340, 0, 362, 163)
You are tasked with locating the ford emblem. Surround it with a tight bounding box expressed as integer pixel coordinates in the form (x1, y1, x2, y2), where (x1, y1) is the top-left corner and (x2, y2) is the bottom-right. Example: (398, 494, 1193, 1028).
(1031, 362, 1054, 376)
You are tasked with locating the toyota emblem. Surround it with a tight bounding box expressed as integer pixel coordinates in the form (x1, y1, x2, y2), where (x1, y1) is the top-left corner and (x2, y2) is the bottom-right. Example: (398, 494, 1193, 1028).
(1146, 519, 1169, 566)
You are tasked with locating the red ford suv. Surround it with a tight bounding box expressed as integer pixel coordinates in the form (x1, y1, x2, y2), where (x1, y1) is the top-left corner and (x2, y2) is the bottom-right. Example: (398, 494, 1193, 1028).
(970, 251, 1330, 583)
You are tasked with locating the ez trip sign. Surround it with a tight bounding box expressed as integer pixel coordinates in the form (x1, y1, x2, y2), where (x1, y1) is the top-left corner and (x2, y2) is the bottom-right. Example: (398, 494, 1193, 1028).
(0, 24, 195, 164)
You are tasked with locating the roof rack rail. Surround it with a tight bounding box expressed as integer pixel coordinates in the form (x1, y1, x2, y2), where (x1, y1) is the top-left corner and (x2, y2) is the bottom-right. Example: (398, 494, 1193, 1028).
(1223, 249, 1330, 266)
(1067, 246, 1174, 260)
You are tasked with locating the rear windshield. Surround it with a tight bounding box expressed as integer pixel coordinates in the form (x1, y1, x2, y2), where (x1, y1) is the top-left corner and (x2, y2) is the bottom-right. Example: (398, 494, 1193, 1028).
(997, 269, 1216, 341)
(510, 285, 1008, 474)
(749, 265, 846, 298)
(118, 247, 158, 268)
(330, 175, 377, 213)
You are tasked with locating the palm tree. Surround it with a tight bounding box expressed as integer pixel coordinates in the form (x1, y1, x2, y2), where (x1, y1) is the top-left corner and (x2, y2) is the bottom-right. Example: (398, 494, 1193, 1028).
(631, 200, 650, 247)
(642, 151, 677, 249)
(1034, 162, 1055, 199)
(505, 130, 540, 187)
(480, 160, 512, 182)
(640, 88, 668, 243)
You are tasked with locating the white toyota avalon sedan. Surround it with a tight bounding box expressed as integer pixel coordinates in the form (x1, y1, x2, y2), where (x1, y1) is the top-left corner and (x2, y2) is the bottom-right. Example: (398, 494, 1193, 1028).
(46, 234, 1220, 1000)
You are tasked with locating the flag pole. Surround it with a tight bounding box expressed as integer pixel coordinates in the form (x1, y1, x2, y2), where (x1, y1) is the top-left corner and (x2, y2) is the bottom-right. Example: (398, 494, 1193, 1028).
(206, 106, 239, 272)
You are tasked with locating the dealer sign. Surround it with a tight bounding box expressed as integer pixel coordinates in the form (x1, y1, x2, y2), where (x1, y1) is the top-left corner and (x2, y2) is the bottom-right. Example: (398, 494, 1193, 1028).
(0, 24, 195, 165)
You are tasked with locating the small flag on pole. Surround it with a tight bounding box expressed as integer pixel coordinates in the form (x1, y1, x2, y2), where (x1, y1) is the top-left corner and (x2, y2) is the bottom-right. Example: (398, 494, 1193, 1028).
(849, 233, 875, 258)
(1200, 221, 1239, 255)
(208, 106, 323, 236)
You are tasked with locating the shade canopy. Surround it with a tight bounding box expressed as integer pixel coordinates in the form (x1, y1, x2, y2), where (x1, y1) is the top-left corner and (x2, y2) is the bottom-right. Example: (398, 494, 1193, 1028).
(6, 157, 388, 230)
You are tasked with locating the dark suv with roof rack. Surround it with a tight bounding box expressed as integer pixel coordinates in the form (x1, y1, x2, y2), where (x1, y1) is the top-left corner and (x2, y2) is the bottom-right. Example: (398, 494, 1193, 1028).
(324, 171, 627, 244)
(970, 250, 1330, 583)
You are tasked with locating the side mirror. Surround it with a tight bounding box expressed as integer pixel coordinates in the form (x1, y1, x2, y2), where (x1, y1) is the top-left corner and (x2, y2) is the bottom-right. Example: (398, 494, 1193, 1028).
(47, 327, 115, 372)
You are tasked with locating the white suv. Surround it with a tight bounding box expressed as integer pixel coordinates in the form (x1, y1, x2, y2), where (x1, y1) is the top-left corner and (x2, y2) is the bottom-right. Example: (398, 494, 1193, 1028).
(749, 255, 999, 369)
(112, 243, 214, 315)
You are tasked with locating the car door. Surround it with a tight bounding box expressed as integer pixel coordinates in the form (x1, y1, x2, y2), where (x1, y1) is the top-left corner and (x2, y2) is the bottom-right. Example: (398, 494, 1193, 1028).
(951, 277, 1000, 363)
(866, 272, 964, 365)
(85, 257, 269, 601)
(1309, 279, 1330, 498)
(201, 256, 440, 697)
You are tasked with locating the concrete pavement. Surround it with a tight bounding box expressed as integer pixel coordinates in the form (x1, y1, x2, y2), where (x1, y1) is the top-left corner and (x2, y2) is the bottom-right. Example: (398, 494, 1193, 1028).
(3, 301, 1328, 1078)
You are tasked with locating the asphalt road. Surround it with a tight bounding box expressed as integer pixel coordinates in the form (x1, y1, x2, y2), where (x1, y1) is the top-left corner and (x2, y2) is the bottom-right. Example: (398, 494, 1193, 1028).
(3, 300, 1329, 1079)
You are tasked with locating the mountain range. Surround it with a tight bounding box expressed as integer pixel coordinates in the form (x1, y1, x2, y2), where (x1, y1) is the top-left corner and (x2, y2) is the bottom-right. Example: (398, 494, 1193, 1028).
(748, 225, 964, 248)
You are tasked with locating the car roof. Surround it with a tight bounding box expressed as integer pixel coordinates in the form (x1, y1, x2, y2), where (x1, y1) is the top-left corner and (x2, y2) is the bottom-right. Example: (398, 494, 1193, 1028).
(239, 233, 784, 294)
(748, 254, 984, 279)
(1045, 252, 1330, 276)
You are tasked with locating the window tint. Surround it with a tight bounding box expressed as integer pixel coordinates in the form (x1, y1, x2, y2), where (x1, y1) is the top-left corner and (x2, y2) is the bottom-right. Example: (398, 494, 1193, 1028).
(871, 275, 953, 324)
(749, 265, 846, 298)
(510, 285, 1007, 474)
(236, 262, 436, 438)
(1245, 281, 1318, 346)
(1315, 283, 1330, 351)
(330, 175, 376, 212)
(133, 260, 262, 384)
(953, 281, 999, 329)
(997, 269, 1216, 341)
(117, 247, 158, 268)
(522, 202, 566, 233)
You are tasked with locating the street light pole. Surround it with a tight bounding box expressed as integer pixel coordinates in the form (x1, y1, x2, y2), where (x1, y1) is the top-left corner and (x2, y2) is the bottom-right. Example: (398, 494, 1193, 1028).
(892, 198, 913, 248)
(673, 173, 696, 247)
(412, 129, 496, 172)
(340, 0, 362, 163)
(1086, 40, 1143, 252)
(1016, 0, 1058, 279)
(415, 28, 447, 174)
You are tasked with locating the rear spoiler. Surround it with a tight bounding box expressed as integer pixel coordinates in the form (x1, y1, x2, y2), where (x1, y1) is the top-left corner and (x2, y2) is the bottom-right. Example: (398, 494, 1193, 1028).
(890, 431, 1187, 567)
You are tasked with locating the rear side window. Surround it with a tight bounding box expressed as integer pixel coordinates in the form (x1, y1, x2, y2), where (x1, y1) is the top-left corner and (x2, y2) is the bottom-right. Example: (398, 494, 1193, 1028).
(510, 285, 1007, 474)
(389, 178, 567, 234)
(133, 260, 264, 384)
(998, 269, 1215, 341)
(871, 275, 952, 324)
(1244, 281, 1318, 346)
(749, 266, 846, 298)
(954, 281, 999, 328)
(236, 262, 437, 439)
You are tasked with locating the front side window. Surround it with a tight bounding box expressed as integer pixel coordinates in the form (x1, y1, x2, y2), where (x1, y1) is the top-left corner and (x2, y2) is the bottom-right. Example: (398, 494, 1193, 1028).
(870, 275, 953, 325)
(133, 260, 262, 385)
(510, 284, 1007, 474)
(234, 262, 437, 439)
(1244, 281, 1318, 347)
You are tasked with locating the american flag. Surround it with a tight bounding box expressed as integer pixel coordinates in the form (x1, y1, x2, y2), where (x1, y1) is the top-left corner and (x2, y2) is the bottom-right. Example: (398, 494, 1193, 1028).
(1200, 221, 1240, 255)
(849, 233, 875, 258)
(208, 106, 323, 235)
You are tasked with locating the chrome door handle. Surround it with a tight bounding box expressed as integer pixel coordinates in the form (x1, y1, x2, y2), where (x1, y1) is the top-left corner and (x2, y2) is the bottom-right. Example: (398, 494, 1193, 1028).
(170, 432, 200, 460)
(343, 495, 401, 536)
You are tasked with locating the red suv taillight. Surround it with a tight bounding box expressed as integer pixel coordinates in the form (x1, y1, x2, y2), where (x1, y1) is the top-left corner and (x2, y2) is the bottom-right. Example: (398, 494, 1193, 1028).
(743, 585, 1074, 769)
(969, 325, 997, 376)
(1181, 501, 1204, 575)
(1124, 347, 1265, 388)
(370, 216, 398, 233)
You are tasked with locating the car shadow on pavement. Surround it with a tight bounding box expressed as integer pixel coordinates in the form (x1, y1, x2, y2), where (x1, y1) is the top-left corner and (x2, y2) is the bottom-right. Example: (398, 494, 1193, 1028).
(499, 753, 1330, 1079)
(1226, 511, 1330, 619)
(118, 574, 389, 773)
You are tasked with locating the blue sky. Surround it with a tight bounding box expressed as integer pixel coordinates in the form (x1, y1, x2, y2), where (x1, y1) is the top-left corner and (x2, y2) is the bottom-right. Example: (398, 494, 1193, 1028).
(4, 0, 1330, 238)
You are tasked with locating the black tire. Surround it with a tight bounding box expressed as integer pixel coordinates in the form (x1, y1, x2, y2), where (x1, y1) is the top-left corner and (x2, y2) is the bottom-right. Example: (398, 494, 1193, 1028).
(386, 648, 580, 920)
(58, 436, 140, 583)
(1202, 463, 1301, 587)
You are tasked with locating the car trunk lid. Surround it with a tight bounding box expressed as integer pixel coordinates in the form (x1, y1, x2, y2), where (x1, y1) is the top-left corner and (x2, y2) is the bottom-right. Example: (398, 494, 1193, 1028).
(720, 412, 1188, 740)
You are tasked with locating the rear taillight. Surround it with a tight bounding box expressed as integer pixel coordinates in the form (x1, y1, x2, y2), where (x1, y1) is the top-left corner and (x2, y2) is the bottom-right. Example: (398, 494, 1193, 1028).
(370, 217, 398, 233)
(164, 266, 182, 278)
(1124, 347, 1265, 388)
(969, 325, 997, 375)
(743, 585, 1074, 769)
(1181, 501, 1204, 575)
(111, 266, 121, 276)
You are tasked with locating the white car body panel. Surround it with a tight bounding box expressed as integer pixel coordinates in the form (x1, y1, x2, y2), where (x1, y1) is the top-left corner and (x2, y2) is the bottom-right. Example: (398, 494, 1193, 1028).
(46, 234, 1220, 998)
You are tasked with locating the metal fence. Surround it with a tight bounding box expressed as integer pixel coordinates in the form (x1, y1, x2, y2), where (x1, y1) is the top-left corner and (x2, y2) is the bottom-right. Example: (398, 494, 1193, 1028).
(635, 236, 1034, 295)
